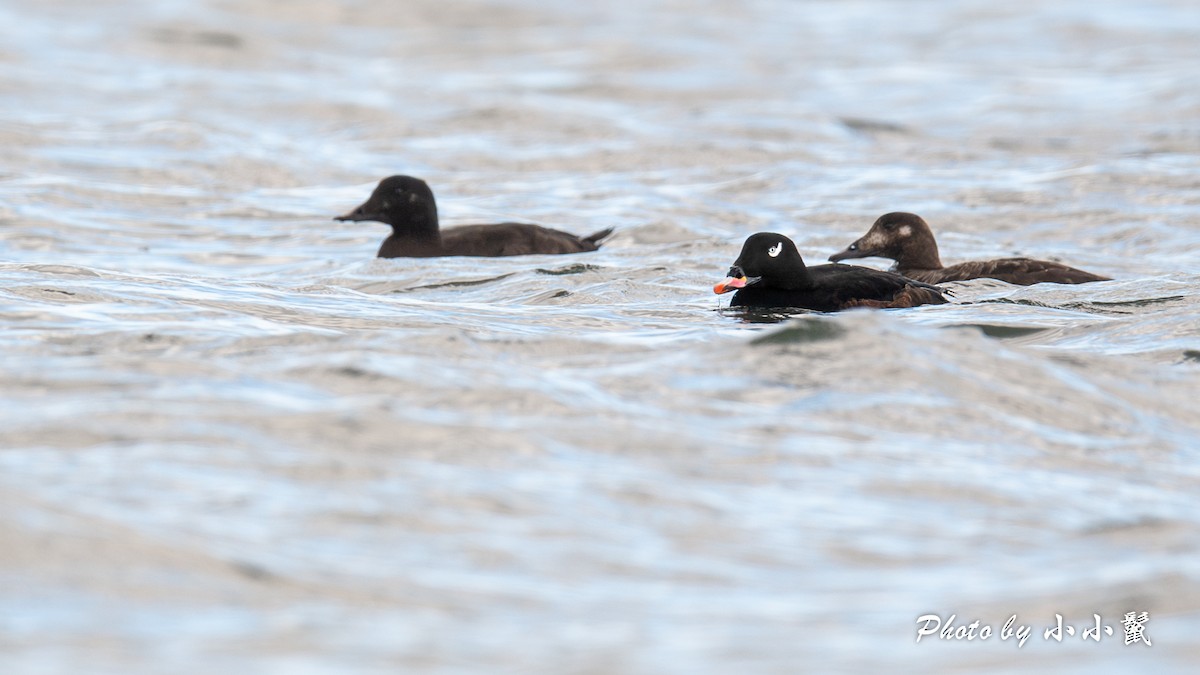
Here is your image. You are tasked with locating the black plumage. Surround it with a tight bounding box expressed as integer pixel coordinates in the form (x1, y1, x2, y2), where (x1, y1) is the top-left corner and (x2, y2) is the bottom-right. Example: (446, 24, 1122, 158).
(715, 233, 949, 311)
(335, 175, 613, 258)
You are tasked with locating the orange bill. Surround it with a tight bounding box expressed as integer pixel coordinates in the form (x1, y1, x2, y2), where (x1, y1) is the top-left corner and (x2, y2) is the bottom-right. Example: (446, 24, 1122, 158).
(713, 275, 747, 294)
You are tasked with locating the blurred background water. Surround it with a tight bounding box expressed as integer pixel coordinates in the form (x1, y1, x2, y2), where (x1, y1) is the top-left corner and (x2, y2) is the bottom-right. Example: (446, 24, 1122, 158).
(1, 0, 1199, 672)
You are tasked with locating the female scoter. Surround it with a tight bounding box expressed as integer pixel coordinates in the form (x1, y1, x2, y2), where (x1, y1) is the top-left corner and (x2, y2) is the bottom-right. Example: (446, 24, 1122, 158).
(828, 212, 1109, 285)
(335, 175, 614, 258)
(714, 232, 949, 311)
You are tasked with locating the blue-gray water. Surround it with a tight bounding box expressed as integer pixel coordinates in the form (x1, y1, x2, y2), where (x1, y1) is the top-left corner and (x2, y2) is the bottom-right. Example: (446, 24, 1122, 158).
(1, 0, 1198, 673)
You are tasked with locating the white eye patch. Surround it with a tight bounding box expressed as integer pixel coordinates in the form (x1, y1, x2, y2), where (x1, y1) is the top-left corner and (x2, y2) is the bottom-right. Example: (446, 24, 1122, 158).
(768, 242, 783, 257)
(898, 225, 912, 237)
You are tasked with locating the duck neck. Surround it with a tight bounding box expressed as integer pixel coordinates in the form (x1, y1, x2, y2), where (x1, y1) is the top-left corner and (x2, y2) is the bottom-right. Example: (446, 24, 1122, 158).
(395, 222, 441, 244)
(775, 261, 814, 290)
(387, 198, 443, 247)
(382, 195, 441, 254)
(399, 198, 440, 239)
(896, 231, 943, 271)
(378, 231, 443, 258)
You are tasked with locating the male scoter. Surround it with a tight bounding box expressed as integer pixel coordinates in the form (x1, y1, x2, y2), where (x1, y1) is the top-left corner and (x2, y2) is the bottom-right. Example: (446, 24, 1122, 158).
(335, 175, 614, 258)
(715, 232, 949, 311)
(828, 212, 1109, 285)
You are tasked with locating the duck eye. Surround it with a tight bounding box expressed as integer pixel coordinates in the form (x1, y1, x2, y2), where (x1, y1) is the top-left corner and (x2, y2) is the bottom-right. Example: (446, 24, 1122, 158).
(767, 242, 783, 258)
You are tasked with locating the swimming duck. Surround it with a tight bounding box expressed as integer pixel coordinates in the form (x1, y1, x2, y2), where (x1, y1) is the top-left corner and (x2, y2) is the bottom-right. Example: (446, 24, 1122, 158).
(335, 175, 613, 258)
(716, 232, 949, 310)
(828, 212, 1109, 285)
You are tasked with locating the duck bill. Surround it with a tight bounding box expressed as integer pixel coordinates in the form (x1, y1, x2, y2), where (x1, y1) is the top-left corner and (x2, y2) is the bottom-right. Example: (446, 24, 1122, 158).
(333, 205, 372, 222)
(828, 241, 873, 263)
(713, 275, 759, 294)
(713, 276, 746, 294)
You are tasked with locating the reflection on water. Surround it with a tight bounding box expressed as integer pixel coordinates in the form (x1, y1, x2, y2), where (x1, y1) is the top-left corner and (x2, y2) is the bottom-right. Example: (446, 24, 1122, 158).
(2, 0, 1200, 673)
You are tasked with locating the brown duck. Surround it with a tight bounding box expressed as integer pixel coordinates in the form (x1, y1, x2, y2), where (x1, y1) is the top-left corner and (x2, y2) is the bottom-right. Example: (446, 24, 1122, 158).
(828, 212, 1109, 285)
(335, 175, 613, 258)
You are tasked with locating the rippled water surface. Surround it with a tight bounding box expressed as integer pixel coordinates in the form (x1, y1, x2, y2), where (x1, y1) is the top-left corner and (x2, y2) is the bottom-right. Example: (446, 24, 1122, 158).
(2, 0, 1199, 673)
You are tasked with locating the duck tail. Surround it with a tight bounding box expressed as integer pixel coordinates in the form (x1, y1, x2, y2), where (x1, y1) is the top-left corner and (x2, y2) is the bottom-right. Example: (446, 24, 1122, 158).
(584, 227, 615, 246)
(906, 276, 953, 298)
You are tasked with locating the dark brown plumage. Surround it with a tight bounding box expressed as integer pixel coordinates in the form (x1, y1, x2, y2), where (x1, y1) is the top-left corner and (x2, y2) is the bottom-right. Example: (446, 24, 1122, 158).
(828, 212, 1109, 285)
(714, 233, 949, 311)
(334, 175, 613, 258)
